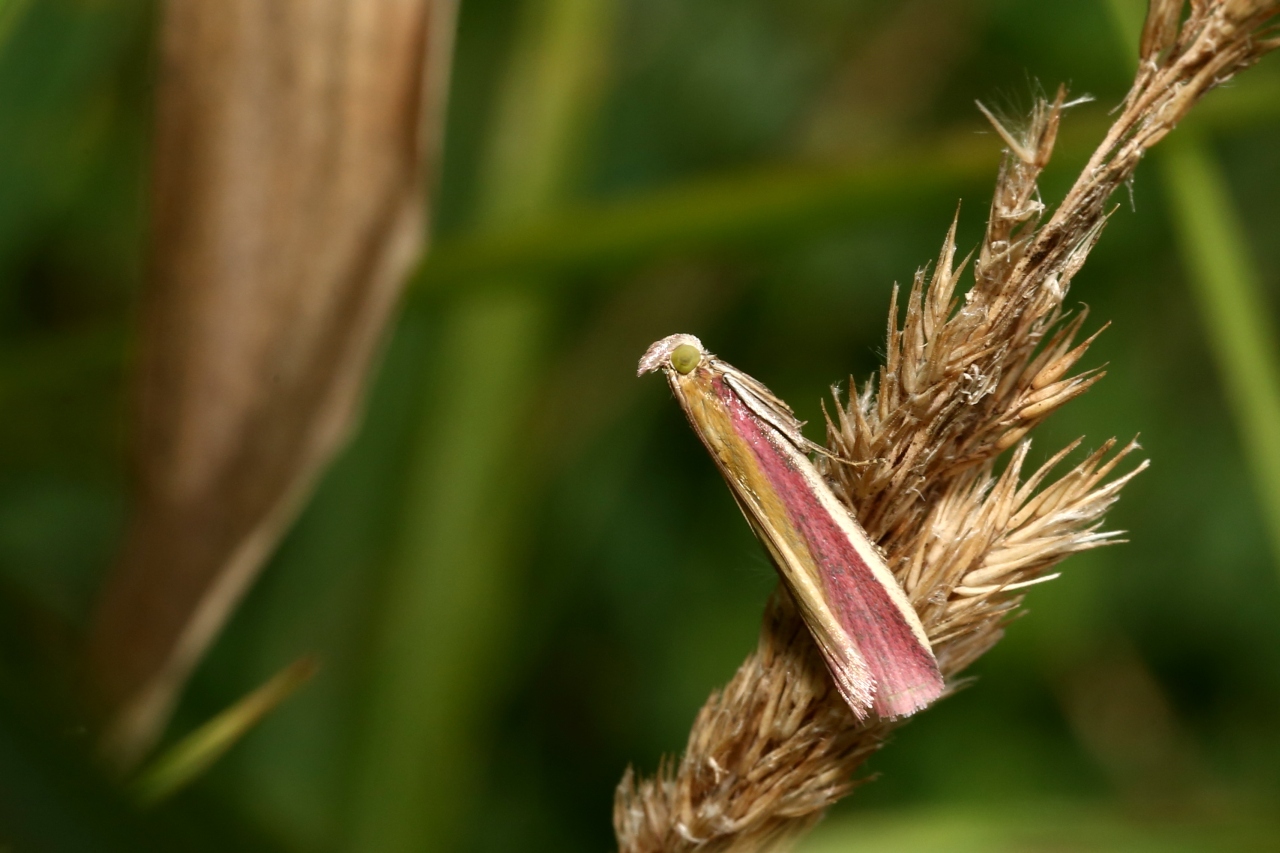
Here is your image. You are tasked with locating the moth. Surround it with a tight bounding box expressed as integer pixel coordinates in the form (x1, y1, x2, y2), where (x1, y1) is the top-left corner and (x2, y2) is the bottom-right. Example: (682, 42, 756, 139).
(639, 333, 943, 719)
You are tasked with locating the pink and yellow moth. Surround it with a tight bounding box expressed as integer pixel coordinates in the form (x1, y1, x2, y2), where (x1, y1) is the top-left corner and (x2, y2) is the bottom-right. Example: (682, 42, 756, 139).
(639, 333, 943, 719)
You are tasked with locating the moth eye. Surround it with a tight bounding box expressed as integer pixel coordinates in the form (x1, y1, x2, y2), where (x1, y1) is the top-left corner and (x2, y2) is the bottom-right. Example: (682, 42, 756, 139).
(670, 343, 702, 375)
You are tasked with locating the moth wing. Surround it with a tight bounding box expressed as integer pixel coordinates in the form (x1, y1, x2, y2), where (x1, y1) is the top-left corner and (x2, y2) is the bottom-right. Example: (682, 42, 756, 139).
(722, 484, 877, 716)
(669, 364, 880, 717)
(720, 369, 826, 456)
(720, 370, 941, 716)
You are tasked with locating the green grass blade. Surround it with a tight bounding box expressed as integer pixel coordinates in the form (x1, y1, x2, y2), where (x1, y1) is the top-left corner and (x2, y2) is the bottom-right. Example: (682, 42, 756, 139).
(799, 802, 1280, 853)
(0, 0, 31, 49)
(1105, 0, 1280, 572)
(412, 71, 1280, 293)
(1159, 136, 1280, 571)
(131, 658, 318, 808)
(345, 289, 549, 853)
(345, 1, 618, 850)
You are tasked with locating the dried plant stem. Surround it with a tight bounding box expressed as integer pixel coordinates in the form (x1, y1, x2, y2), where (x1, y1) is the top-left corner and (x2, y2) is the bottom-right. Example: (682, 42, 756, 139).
(614, 3, 1279, 852)
(88, 0, 458, 771)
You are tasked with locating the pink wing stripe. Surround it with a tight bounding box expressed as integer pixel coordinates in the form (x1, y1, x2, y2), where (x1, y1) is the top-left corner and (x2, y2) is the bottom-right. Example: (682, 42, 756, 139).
(719, 380, 943, 717)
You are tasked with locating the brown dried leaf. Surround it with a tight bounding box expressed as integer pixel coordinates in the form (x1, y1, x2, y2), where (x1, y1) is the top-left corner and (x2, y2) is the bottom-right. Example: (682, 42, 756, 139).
(87, 0, 458, 769)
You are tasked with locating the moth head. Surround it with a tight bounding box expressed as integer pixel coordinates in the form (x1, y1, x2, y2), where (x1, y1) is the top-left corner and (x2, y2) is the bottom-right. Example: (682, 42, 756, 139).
(637, 333, 707, 377)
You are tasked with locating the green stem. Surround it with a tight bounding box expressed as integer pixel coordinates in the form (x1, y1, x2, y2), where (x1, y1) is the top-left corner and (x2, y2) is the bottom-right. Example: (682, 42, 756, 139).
(344, 1, 617, 850)
(344, 290, 548, 852)
(1104, 0, 1280, 572)
(1159, 136, 1280, 571)
(132, 658, 317, 807)
(412, 72, 1280, 293)
(0, 0, 31, 49)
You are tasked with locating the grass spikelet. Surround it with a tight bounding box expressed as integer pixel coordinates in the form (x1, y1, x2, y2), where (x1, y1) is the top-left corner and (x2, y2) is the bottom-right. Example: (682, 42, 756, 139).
(614, 3, 1279, 852)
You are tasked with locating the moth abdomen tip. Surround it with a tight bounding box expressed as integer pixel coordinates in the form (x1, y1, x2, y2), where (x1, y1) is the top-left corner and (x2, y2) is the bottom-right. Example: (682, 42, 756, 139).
(872, 677, 945, 719)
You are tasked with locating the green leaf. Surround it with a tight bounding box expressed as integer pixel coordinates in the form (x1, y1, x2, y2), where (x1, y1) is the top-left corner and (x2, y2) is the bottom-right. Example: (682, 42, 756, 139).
(131, 658, 318, 808)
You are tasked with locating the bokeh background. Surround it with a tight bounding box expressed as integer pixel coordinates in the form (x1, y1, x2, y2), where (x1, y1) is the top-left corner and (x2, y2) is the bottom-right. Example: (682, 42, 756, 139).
(2, 0, 1279, 851)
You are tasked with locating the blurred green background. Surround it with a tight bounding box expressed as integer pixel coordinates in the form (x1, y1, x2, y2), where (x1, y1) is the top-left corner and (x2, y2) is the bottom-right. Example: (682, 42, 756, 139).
(2, 0, 1279, 850)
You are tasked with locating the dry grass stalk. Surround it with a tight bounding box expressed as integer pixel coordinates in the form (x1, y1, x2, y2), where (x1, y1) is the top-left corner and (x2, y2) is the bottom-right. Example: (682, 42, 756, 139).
(614, 2, 1279, 851)
(87, 0, 458, 771)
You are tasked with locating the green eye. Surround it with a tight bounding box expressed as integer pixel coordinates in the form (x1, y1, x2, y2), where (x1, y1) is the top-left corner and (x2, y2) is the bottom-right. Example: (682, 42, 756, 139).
(670, 343, 702, 375)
